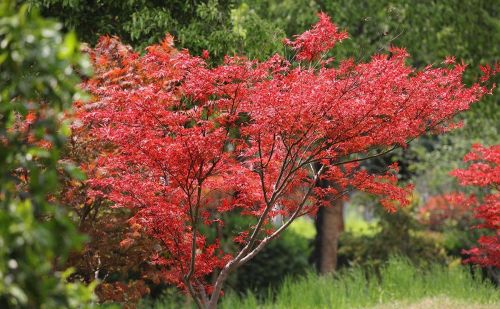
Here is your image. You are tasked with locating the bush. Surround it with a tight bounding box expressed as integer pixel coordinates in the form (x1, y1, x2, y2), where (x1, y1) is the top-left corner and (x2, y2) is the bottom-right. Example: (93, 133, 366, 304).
(0, 1, 94, 307)
(338, 203, 449, 270)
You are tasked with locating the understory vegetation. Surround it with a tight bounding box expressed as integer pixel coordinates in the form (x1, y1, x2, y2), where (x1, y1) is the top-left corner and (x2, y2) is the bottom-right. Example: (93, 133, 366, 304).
(143, 257, 500, 309)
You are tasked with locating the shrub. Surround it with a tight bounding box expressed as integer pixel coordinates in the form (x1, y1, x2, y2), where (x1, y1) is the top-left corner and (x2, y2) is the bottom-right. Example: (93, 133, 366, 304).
(0, 1, 94, 307)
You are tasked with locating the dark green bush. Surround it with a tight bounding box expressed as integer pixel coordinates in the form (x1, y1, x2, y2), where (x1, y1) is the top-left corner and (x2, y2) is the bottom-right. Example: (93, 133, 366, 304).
(338, 206, 449, 270)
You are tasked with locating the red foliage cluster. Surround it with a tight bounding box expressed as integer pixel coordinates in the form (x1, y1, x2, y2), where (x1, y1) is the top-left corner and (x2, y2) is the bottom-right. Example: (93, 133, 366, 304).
(418, 193, 475, 228)
(77, 14, 489, 308)
(452, 144, 500, 187)
(451, 144, 500, 267)
(284, 12, 348, 61)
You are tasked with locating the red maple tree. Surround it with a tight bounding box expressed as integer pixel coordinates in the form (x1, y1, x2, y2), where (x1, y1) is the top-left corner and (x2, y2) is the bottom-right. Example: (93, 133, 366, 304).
(451, 144, 500, 267)
(78, 14, 492, 308)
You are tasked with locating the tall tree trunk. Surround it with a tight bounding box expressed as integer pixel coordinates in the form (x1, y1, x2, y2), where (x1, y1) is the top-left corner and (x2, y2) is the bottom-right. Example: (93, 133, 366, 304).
(312, 178, 345, 274)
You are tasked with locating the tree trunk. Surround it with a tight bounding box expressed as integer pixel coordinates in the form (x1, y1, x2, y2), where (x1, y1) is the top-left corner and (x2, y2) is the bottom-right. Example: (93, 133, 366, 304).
(312, 179, 345, 274)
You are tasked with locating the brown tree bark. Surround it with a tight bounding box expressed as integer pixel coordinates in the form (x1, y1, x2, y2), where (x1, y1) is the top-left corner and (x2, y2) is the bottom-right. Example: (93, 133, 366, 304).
(312, 167, 345, 274)
(313, 199, 344, 274)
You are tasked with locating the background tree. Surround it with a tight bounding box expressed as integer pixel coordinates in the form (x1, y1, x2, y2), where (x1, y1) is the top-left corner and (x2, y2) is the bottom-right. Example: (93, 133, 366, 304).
(0, 1, 94, 307)
(27, 0, 284, 62)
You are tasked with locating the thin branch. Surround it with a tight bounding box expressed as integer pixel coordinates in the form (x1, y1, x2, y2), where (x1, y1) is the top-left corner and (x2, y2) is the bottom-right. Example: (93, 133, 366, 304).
(238, 165, 324, 265)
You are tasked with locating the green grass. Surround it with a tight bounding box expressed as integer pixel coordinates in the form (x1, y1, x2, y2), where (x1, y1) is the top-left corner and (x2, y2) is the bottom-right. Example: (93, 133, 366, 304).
(220, 257, 500, 309)
(140, 258, 499, 309)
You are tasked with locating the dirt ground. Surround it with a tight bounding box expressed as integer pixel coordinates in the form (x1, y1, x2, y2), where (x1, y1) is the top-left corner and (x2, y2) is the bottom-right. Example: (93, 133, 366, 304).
(369, 296, 500, 309)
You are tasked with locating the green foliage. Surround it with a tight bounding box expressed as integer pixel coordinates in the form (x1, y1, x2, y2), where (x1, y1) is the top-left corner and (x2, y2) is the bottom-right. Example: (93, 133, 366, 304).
(243, 0, 320, 38)
(28, 0, 284, 61)
(247, 0, 499, 68)
(221, 257, 500, 309)
(288, 217, 316, 239)
(0, 1, 94, 307)
(338, 229, 448, 271)
(229, 3, 285, 60)
(27, 0, 234, 53)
